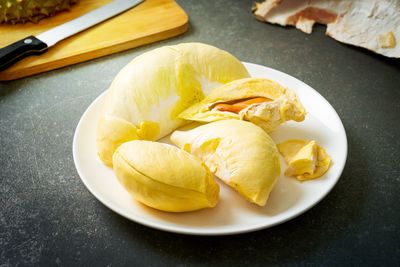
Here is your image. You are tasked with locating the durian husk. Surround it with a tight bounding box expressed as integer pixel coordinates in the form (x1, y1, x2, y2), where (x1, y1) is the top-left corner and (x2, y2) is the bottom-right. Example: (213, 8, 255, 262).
(253, 0, 400, 58)
(0, 0, 78, 24)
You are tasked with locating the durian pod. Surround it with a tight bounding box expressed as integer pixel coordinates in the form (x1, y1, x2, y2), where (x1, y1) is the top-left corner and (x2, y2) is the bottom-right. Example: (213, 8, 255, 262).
(179, 78, 306, 132)
(97, 43, 249, 166)
(0, 0, 78, 24)
(112, 140, 219, 212)
(171, 120, 280, 206)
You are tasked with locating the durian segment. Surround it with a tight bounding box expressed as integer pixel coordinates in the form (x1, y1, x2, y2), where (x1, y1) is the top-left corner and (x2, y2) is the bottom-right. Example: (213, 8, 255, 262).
(97, 115, 140, 166)
(97, 43, 249, 166)
(277, 139, 331, 181)
(179, 78, 306, 132)
(284, 140, 318, 176)
(171, 120, 280, 206)
(0, 0, 78, 24)
(112, 140, 219, 212)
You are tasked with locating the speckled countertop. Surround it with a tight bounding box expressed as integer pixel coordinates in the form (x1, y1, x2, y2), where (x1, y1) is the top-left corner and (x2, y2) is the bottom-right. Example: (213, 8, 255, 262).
(1, 1, 399, 266)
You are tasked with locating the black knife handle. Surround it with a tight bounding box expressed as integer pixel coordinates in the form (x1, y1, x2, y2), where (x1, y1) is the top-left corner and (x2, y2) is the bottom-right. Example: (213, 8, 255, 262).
(0, 36, 48, 71)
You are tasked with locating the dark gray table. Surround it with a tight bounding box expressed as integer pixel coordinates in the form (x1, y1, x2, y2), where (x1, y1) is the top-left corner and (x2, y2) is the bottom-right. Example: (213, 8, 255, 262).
(1, 1, 399, 266)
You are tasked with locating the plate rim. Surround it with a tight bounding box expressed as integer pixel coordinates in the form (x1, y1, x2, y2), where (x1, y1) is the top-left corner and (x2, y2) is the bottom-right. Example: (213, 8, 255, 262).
(72, 62, 348, 235)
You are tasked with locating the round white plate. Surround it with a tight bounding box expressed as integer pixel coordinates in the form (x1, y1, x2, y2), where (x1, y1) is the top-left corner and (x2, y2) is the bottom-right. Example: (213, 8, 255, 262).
(73, 62, 347, 235)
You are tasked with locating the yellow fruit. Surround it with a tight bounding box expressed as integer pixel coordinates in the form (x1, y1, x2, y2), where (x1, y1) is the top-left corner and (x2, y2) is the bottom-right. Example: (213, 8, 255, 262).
(277, 139, 331, 181)
(97, 43, 250, 166)
(179, 78, 306, 132)
(171, 120, 280, 206)
(112, 140, 219, 212)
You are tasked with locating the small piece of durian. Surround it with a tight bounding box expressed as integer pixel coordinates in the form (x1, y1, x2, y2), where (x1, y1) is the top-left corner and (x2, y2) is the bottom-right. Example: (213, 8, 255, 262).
(277, 139, 331, 181)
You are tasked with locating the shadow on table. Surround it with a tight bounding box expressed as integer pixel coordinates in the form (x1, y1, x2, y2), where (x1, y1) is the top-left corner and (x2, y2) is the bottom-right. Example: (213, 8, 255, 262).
(339, 42, 400, 70)
(0, 80, 21, 97)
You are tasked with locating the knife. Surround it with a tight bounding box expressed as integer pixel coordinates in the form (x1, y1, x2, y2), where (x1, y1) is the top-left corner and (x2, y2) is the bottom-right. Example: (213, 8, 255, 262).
(0, 0, 144, 71)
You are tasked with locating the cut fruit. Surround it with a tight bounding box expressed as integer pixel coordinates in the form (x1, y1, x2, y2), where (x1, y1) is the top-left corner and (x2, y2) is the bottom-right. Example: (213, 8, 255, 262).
(171, 120, 280, 206)
(112, 140, 219, 212)
(179, 78, 306, 132)
(277, 139, 331, 181)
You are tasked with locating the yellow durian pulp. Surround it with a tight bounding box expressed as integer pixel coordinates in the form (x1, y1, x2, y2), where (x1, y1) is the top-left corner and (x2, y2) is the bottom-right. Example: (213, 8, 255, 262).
(277, 139, 331, 181)
(171, 120, 280, 206)
(179, 78, 306, 132)
(112, 140, 219, 212)
(97, 43, 250, 166)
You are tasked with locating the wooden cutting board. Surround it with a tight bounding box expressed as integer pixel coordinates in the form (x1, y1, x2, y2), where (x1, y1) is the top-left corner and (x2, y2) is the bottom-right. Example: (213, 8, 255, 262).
(0, 0, 188, 81)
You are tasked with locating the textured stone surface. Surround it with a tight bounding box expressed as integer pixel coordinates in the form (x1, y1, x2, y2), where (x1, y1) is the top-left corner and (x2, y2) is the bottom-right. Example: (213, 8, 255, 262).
(1, 0, 399, 266)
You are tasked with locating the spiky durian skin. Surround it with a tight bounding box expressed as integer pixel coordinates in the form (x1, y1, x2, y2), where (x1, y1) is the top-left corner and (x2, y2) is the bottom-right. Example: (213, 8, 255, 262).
(0, 0, 78, 24)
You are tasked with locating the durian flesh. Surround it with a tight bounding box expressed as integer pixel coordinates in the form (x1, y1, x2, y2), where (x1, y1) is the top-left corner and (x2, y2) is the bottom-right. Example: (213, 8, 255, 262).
(0, 0, 78, 24)
(178, 78, 306, 133)
(97, 43, 249, 166)
(277, 139, 331, 181)
(171, 120, 280, 206)
(112, 140, 219, 212)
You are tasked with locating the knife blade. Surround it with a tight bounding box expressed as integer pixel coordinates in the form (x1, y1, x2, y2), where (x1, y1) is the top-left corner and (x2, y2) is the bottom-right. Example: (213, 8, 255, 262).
(0, 0, 144, 71)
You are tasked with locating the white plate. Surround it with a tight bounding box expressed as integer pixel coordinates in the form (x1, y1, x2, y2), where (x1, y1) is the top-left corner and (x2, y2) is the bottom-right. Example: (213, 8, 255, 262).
(73, 62, 347, 235)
